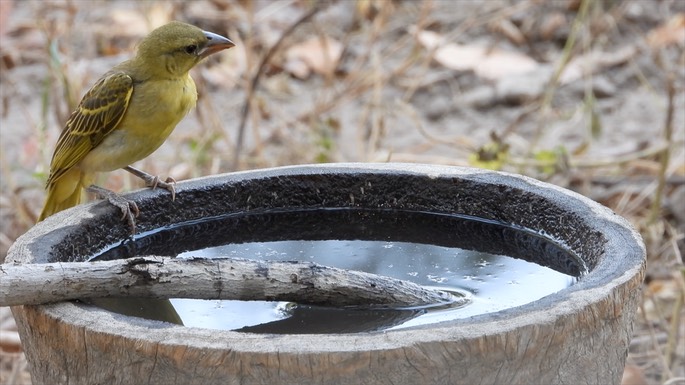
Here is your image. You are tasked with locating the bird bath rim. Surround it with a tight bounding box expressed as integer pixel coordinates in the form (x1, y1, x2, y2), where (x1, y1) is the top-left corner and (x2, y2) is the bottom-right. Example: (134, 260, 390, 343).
(9, 162, 646, 354)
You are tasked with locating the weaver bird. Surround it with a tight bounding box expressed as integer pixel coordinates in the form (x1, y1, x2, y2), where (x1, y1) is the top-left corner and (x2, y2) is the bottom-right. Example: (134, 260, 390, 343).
(38, 21, 234, 232)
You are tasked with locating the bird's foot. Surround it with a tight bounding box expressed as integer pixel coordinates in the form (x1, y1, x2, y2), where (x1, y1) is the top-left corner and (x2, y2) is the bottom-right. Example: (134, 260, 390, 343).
(87, 185, 139, 234)
(124, 166, 176, 201)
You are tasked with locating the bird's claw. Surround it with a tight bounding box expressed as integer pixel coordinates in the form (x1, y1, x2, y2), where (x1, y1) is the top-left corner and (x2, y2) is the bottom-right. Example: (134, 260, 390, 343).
(149, 176, 177, 201)
(115, 200, 139, 234)
(87, 185, 139, 235)
(124, 166, 176, 201)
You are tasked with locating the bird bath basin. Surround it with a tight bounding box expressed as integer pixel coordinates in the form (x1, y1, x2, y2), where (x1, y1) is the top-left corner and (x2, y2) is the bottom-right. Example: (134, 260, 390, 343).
(8, 163, 645, 385)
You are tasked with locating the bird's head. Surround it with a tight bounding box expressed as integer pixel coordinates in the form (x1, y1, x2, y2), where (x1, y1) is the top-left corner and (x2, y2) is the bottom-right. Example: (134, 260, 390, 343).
(136, 21, 235, 78)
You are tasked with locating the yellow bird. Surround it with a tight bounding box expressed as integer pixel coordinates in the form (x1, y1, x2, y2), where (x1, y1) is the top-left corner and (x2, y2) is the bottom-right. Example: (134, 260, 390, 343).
(38, 21, 234, 230)
(37, 22, 234, 324)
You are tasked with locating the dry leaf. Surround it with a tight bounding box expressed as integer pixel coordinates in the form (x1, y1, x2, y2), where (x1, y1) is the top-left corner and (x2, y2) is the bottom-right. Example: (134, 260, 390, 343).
(283, 59, 311, 79)
(412, 28, 539, 80)
(284, 36, 343, 79)
(641, 277, 681, 322)
(95, 4, 175, 56)
(1, 23, 45, 68)
(145, 2, 175, 30)
(647, 13, 685, 49)
(106, 2, 174, 34)
(559, 45, 637, 84)
(109, 9, 151, 38)
(476, 51, 539, 80)
(490, 18, 526, 46)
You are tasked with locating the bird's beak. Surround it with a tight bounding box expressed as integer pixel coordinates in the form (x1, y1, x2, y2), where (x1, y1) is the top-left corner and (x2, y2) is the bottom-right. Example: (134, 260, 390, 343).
(199, 31, 235, 58)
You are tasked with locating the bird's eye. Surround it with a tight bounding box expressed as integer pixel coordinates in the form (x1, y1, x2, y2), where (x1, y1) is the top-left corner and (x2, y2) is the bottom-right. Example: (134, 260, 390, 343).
(184, 45, 197, 54)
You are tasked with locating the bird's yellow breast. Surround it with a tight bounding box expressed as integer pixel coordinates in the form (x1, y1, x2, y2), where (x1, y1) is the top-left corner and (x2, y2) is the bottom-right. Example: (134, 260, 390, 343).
(79, 75, 197, 173)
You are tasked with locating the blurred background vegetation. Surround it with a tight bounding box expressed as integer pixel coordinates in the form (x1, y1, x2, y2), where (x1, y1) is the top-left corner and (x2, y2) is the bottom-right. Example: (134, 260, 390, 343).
(1, 1, 683, 384)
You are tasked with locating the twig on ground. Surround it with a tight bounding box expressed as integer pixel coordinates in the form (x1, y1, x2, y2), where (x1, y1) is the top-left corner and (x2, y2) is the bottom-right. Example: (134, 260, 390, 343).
(232, 2, 327, 169)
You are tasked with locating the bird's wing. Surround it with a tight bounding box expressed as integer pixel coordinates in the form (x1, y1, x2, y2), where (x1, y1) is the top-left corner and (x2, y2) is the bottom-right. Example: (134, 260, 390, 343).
(46, 71, 133, 187)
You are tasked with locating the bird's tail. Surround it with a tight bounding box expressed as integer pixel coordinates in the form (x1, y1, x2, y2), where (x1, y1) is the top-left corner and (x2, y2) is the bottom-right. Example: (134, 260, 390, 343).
(38, 169, 84, 222)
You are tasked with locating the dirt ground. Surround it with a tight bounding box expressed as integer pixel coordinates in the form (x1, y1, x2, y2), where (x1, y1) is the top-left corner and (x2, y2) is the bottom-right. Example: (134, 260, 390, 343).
(1, 1, 684, 384)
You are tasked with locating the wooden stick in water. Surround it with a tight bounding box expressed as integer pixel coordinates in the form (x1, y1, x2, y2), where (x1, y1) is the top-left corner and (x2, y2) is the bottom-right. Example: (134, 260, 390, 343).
(1, 256, 458, 308)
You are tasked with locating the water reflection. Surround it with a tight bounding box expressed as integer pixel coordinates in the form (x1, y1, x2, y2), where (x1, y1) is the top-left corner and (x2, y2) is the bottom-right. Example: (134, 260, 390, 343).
(94, 209, 580, 333)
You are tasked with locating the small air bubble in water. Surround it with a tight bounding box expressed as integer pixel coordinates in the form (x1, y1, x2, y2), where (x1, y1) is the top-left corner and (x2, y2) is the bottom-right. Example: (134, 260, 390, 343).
(427, 274, 448, 283)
